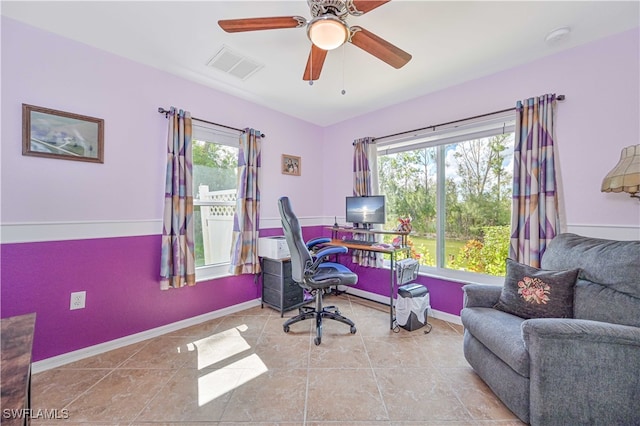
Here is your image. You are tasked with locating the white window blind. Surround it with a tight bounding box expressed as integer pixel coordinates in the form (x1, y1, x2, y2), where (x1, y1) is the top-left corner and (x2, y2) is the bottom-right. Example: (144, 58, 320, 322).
(192, 120, 240, 146)
(377, 111, 515, 155)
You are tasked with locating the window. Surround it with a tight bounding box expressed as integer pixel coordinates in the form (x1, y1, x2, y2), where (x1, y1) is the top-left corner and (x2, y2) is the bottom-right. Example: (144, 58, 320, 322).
(192, 122, 239, 281)
(377, 112, 515, 280)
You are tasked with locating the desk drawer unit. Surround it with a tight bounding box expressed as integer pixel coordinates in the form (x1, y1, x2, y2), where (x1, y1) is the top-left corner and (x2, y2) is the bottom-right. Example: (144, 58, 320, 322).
(261, 257, 307, 316)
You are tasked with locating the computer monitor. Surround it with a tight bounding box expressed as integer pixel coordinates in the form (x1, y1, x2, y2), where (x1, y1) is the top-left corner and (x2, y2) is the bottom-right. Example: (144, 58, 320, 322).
(346, 195, 386, 226)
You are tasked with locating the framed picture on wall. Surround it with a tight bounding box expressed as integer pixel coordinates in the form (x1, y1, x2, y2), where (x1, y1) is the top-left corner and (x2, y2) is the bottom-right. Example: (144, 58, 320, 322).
(282, 154, 301, 176)
(22, 104, 104, 163)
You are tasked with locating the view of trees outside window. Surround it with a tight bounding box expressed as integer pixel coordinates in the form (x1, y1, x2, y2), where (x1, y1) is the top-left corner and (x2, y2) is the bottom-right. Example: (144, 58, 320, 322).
(378, 132, 514, 276)
(192, 139, 238, 267)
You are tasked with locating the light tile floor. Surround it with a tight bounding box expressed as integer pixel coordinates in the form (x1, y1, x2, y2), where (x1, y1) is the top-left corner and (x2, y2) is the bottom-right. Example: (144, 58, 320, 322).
(31, 294, 525, 425)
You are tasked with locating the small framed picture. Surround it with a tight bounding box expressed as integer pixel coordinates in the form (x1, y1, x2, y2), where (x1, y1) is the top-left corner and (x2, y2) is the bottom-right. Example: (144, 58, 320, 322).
(282, 154, 301, 176)
(22, 104, 104, 163)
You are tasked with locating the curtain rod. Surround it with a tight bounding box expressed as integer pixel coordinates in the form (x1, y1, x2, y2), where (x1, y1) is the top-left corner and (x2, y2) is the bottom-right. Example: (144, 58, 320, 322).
(157, 107, 265, 138)
(370, 94, 565, 143)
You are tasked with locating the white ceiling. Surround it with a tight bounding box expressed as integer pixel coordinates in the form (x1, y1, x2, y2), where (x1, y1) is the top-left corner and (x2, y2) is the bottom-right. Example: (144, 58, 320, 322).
(3, 1, 639, 126)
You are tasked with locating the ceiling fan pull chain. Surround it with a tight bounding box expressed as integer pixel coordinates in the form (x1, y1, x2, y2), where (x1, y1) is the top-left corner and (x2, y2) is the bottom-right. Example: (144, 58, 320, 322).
(341, 43, 347, 95)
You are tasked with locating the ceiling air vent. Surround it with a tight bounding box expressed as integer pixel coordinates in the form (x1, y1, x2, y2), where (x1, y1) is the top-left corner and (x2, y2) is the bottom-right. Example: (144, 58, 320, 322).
(207, 46, 264, 81)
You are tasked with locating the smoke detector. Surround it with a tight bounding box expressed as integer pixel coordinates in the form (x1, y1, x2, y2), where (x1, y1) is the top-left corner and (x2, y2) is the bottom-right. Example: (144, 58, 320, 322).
(545, 27, 571, 45)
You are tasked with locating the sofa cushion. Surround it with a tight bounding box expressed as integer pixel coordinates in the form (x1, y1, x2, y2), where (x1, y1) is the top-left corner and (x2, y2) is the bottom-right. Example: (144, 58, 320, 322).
(461, 307, 529, 377)
(494, 259, 579, 319)
(541, 233, 640, 298)
(574, 280, 640, 327)
(541, 233, 640, 326)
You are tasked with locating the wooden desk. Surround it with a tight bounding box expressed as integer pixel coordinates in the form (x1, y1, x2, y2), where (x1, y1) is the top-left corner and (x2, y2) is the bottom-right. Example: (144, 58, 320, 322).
(326, 229, 411, 330)
(328, 239, 396, 252)
(326, 226, 410, 245)
(1, 313, 36, 426)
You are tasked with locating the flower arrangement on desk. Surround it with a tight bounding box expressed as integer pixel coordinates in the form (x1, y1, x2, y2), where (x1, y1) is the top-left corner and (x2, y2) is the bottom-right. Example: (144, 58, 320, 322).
(396, 216, 412, 233)
(391, 217, 412, 248)
(392, 217, 424, 263)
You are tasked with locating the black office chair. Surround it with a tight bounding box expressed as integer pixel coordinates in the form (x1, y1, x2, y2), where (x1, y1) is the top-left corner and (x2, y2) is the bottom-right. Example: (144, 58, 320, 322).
(278, 196, 358, 345)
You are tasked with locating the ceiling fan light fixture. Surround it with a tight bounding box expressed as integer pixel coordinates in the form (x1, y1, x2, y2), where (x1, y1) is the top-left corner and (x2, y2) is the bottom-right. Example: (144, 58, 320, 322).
(307, 15, 349, 50)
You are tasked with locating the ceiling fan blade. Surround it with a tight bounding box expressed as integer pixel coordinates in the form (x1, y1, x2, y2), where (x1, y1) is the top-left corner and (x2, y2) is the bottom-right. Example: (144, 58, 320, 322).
(218, 16, 305, 33)
(303, 45, 328, 81)
(349, 26, 412, 69)
(347, 0, 391, 15)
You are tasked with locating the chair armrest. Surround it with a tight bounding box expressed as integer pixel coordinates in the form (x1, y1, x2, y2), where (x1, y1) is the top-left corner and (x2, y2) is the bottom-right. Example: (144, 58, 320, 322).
(522, 318, 640, 424)
(310, 246, 348, 270)
(462, 284, 502, 308)
(306, 237, 330, 250)
(523, 318, 640, 346)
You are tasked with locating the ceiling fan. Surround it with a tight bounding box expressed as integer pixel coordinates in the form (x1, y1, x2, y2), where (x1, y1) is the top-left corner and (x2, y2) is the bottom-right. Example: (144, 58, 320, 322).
(218, 0, 412, 82)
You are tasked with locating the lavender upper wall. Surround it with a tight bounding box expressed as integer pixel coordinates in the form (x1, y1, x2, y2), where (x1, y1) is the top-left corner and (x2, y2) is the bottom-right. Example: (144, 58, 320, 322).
(0, 17, 324, 225)
(321, 28, 640, 231)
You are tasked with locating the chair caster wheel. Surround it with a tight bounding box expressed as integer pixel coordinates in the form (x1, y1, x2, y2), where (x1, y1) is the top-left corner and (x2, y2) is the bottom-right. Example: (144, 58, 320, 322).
(350, 326, 357, 334)
(314, 337, 321, 345)
(283, 325, 290, 333)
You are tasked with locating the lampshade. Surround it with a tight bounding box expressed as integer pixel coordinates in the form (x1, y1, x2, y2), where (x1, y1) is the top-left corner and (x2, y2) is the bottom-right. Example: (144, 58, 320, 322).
(307, 15, 349, 50)
(601, 144, 640, 199)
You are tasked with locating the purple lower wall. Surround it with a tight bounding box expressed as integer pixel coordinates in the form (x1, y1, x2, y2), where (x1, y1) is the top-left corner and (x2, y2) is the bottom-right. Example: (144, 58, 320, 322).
(1, 235, 259, 361)
(0, 225, 464, 362)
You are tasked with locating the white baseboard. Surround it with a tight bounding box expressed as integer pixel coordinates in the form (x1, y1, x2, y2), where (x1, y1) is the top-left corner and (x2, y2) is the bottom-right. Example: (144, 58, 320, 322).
(32, 299, 261, 374)
(430, 310, 463, 325)
(344, 287, 461, 325)
(345, 286, 394, 306)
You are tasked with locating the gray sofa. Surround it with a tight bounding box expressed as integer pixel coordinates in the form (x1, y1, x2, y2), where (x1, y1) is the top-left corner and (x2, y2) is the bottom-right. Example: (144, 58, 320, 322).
(461, 233, 640, 425)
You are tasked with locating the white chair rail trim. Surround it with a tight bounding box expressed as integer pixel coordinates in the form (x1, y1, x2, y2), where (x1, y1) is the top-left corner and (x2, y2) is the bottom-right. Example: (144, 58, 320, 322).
(1, 220, 637, 244)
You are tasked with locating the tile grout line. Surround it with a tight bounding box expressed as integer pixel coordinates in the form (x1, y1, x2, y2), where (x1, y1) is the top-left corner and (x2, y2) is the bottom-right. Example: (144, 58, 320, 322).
(128, 367, 184, 425)
(351, 295, 393, 423)
(215, 312, 271, 424)
(57, 367, 117, 414)
(303, 330, 312, 426)
(40, 338, 155, 422)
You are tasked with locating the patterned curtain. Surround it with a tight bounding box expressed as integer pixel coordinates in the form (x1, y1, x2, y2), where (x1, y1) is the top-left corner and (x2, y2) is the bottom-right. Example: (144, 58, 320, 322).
(510, 94, 562, 267)
(160, 107, 195, 289)
(353, 137, 383, 267)
(229, 128, 262, 275)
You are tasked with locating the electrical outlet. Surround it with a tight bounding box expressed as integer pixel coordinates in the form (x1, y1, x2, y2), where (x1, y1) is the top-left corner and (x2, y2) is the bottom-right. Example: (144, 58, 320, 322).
(70, 291, 86, 310)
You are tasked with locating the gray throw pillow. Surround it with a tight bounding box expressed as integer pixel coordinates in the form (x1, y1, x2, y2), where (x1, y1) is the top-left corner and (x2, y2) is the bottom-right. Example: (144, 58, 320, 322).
(494, 258, 579, 319)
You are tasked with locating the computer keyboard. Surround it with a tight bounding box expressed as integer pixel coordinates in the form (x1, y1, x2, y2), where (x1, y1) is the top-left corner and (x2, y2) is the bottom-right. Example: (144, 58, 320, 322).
(341, 239, 375, 246)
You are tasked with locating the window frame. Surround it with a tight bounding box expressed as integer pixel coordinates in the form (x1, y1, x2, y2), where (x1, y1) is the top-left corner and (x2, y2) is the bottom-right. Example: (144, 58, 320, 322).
(376, 111, 515, 285)
(191, 120, 241, 282)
